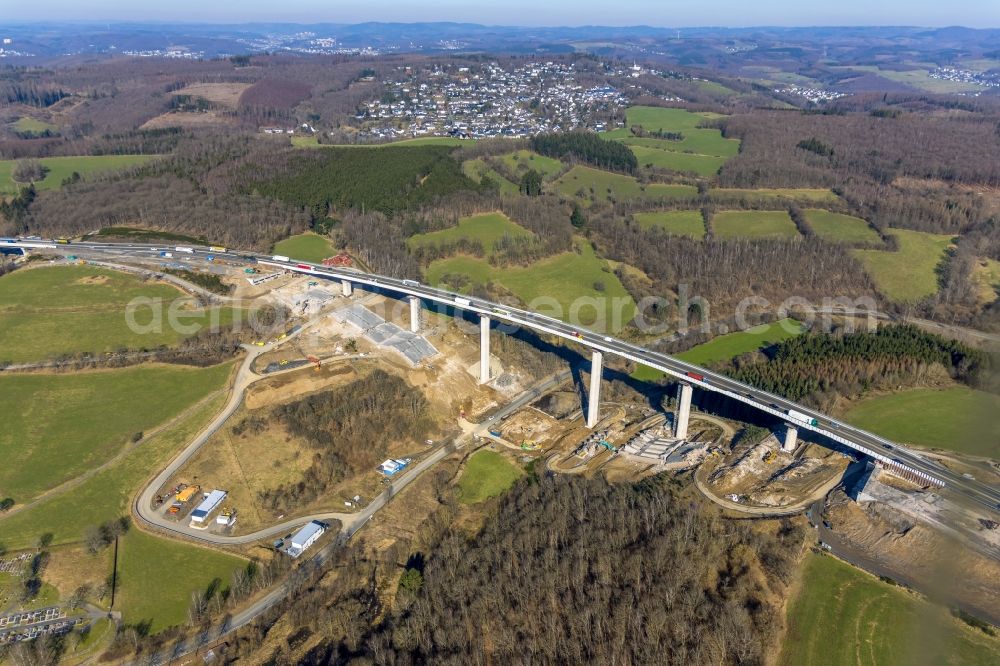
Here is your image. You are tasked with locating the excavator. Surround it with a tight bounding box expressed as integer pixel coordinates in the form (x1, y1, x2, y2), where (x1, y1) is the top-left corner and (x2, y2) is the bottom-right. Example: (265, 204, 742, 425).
(307, 355, 322, 372)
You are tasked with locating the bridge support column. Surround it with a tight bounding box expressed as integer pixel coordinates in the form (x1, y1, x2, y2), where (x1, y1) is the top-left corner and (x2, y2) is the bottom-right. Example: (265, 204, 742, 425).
(674, 383, 693, 440)
(782, 425, 798, 453)
(479, 315, 491, 384)
(586, 351, 603, 429)
(341, 279, 352, 297)
(409, 296, 420, 333)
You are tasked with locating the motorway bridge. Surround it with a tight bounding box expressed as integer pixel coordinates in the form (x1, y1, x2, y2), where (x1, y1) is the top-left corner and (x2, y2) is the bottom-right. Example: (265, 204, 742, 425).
(6, 237, 1000, 516)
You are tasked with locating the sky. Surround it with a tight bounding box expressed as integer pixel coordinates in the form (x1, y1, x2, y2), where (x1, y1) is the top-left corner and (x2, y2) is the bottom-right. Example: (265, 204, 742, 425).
(4, 0, 999, 28)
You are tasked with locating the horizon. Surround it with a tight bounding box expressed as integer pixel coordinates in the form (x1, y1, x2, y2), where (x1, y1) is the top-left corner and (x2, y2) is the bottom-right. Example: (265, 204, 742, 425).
(2, 19, 998, 30)
(2, 0, 999, 30)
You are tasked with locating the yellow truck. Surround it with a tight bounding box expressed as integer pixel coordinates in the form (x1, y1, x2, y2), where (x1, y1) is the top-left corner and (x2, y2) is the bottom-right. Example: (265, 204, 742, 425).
(175, 484, 201, 503)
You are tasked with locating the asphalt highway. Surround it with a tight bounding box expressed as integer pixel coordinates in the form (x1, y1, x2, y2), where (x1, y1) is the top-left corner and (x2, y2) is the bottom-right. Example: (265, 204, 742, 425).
(7, 237, 998, 516)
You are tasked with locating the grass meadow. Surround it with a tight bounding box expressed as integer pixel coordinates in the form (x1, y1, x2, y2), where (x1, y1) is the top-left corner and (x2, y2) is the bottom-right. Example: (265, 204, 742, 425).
(457, 450, 523, 504)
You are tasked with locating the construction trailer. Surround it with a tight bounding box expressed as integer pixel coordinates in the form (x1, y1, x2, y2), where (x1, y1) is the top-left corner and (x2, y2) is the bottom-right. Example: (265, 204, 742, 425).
(286, 521, 327, 558)
(379, 458, 411, 476)
(190, 489, 227, 525)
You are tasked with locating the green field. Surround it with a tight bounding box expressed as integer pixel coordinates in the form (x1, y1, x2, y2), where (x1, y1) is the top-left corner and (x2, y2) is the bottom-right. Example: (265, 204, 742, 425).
(712, 210, 800, 239)
(0, 571, 60, 610)
(0, 363, 232, 503)
(462, 158, 520, 195)
(300, 136, 475, 148)
(974, 257, 1000, 303)
(0, 266, 238, 364)
(12, 116, 58, 134)
(842, 387, 1000, 458)
(628, 145, 729, 176)
(780, 553, 1000, 666)
(621, 129, 741, 158)
(553, 165, 697, 204)
(0, 391, 228, 549)
(694, 80, 739, 97)
(272, 232, 335, 263)
(457, 450, 523, 504)
(853, 229, 954, 302)
(804, 209, 881, 244)
(624, 106, 720, 132)
(426, 239, 636, 332)
(632, 319, 805, 380)
(633, 210, 705, 238)
(116, 529, 246, 633)
(498, 150, 564, 179)
(408, 212, 531, 256)
(711, 188, 840, 203)
(610, 106, 740, 176)
(0, 155, 155, 194)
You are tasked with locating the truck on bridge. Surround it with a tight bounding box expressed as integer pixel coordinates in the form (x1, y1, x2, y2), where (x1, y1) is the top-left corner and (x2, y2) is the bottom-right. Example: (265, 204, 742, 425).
(787, 409, 819, 427)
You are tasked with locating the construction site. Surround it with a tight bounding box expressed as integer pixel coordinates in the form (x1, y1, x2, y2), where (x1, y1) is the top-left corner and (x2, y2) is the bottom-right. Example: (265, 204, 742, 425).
(111, 249, 1000, 630)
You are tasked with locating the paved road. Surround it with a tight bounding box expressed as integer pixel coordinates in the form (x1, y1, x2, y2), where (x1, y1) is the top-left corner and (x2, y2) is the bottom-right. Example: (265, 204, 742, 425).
(131, 371, 573, 666)
(12, 238, 1000, 517)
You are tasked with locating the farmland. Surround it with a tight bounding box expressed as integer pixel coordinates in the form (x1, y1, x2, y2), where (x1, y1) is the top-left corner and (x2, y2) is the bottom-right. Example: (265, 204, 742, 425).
(712, 210, 800, 239)
(779, 552, 1000, 666)
(624, 106, 721, 132)
(607, 106, 741, 176)
(621, 128, 741, 157)
(0, 391, 228, 549)
(553, 165, 697, 203)
(633, 210, 705, 238)
(853, 229, 954, 302)
(973, 258, 1000, 304)
(116, 529, 246, 633)
(0, 265, 237, 363)
(462, 158, 520, 195)
(711, 188, 840, 203)
(842, 386, 1000, 458)
(11, 116, 58, 134)
(0, 155, 155, 194)
(426, 239, 636, 331)
(272, 232, 335, 263)
(628, 145, 728, 176)
(408, 212, 531, 256)
(632, 318, 805, 380)
(457, 450, 522, 504)
(297, 136, 475, 148)
(0, 363, 233, 503)
(498, 150, 564, 179)
(804, 209, 881, 244)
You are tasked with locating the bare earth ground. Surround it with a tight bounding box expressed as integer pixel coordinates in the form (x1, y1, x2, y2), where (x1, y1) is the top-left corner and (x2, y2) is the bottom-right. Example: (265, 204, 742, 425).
(827, 490, 1000, 624)
(171, 83, 251, 108)
(140, 111, 237, 130)
(708, 438, 849, 506)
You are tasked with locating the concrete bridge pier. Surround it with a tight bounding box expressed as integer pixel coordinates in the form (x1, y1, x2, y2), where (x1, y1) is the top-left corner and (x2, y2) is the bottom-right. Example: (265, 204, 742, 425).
(409, 296, 420, 333)
(782, 425, 798, 452)
(341, 279, 352, 297)
(586, 351, 603, 428)
(674, 382, 693, 440)
(479, 315, 491, 384)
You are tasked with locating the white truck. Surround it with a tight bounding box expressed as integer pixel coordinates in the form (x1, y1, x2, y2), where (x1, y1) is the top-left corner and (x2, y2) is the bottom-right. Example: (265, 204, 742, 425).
(271, 255, 290, 262)
(786, 409, 819, 426)
(174, 246, 194, 254)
